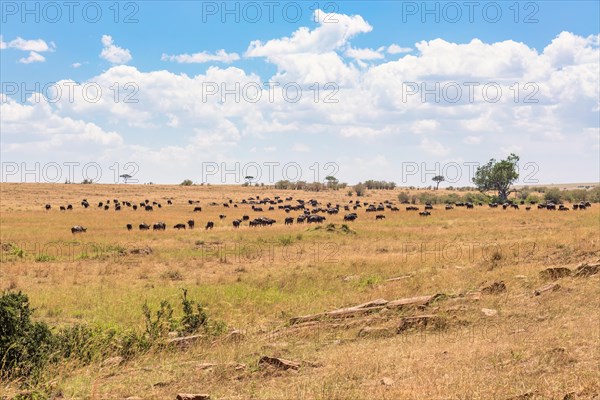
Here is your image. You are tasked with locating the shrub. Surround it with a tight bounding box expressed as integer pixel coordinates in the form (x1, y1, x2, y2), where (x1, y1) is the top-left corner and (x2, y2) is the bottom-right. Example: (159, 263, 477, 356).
(0, 291, 55, 381)
(544, 188, 562, 203)
(180, 179, 193, 186)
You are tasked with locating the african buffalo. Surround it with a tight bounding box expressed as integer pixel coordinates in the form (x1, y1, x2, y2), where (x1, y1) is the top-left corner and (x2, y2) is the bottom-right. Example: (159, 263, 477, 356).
(205, 221, 214, 230)
(174, 223, 186, 230)
(71, 225, 87, 234)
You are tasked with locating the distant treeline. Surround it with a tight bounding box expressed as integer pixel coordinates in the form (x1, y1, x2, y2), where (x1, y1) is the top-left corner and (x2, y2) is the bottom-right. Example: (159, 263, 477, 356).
(274, 180, 348, 191)
(398, 186, 600, 205)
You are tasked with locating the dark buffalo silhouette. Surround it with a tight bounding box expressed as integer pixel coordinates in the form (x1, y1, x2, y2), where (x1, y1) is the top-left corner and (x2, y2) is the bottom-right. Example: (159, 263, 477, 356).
(344, 213, 358, 221)
(71, 225, 87, 234)
(145, 205, 153, 211)
(284, 217, 294, 225)
(173, 223, 186, 230)
(139, 223, 150, 230)
(375, 214, 385, 220)
(60, 206, 66, 211)
(45, 204, 51, 211)
(126, 224, 133, 230)
(233, 219, 242, 228)
(153, 222, 166, 230)
(205, 221, 214, 230)
(188, 220, 195, 229)
(419, 211, 431, 216)
(193, 207, 202, 212)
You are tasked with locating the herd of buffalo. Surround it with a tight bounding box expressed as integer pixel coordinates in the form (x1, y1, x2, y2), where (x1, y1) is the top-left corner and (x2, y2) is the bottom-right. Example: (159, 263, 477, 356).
(41, 195, 592, 234)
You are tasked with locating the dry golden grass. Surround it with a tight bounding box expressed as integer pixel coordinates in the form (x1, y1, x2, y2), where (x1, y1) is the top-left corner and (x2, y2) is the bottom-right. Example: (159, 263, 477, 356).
(1, 183, 599, 399)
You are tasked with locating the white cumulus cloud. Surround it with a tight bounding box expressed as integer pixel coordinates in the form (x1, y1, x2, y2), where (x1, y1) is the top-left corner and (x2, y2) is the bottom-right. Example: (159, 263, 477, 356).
(100, 35, 132, 64)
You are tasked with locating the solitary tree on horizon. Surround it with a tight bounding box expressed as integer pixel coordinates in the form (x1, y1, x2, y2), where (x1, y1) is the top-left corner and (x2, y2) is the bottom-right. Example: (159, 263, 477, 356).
(120, 174, 132, 184)
(432, 175, 445, 190)
(473, 153, 520, 202)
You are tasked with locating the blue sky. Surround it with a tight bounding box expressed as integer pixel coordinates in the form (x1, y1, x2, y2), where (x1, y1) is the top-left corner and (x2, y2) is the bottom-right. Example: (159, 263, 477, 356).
(1, 1, 599, 185)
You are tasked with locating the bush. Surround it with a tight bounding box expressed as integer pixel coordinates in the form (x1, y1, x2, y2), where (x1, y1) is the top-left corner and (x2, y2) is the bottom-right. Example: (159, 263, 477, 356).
(180, 179, 193, 186)
(544, 188, 562, 203)
(354, 183, 367, 196)
(0, 291, 55, 381)
(397, 191, 410, 203)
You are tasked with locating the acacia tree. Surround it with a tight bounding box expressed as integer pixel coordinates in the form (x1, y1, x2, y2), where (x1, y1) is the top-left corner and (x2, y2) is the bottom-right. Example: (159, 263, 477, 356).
(325, 175, 339, 189)
(120, 174, 132, 183)
(472, 154, 520, 201)
(432, 175, 445, 190)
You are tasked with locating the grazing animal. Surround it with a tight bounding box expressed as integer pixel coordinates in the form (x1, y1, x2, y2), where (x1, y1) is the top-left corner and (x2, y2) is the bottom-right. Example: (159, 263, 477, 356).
(133, 205, 138, 210)
(45, 204, 51, 211)
(307, 215, 326, 224)
(419, 211, 431, 216)
(219, 214, 226, 219)
(67, 204, 73, 210)
(139, 223, 150, 230)
(104, 205, 109, 210)
(71, 225, 87, 234)
(233, 219, 241, 228)
(126, 224, 133, 230)
(406, 206, 419, 211)
(284, 217, 294, 225)
(375, 214, 385, 220)
(145, 205, 153, 211)
(187, 220, 195, 229)
(242, 215, 250, 221)
(193, 206, 202, 212)
(173, 223, 186, 230)
(205, 221, 214, 230)
(344, 213, 358, 221)
(60, 206, 66, 211)
(153, 222, 166, 230)
(167, 200, 173, 205)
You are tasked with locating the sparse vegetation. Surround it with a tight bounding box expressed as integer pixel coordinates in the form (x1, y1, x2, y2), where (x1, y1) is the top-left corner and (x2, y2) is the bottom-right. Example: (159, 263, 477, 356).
(0, 183, 598, 398)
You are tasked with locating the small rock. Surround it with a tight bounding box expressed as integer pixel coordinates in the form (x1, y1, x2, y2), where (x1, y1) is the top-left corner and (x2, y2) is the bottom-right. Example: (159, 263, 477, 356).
(357, 326, 394, 338)
(534, 283, 560, 296)
(573, 263, 599, 277)
(225, 329, 245, 342)
(176, 394, 210, 400)
(380, 377, 394, 386)
(481, 308, 498, 317)
(481, 281, 506, 295)
(539, 267, 572, 280)
(258, 356, 300, 371)
(397, 315, 445, 333)
(167, 334, 203, 347)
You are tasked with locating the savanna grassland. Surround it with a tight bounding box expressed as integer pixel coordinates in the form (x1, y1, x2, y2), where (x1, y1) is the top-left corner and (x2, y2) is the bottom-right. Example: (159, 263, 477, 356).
(1, 183, 599, 400)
